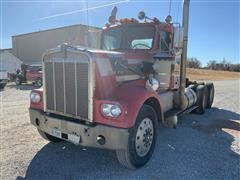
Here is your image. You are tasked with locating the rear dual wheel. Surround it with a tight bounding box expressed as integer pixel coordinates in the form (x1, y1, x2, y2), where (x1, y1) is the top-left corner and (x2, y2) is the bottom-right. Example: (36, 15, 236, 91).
(194, 83, 214, 114)
(206, 83, 214, 108)
(116, 105, 158, 169)
(194, 85, 208, 114)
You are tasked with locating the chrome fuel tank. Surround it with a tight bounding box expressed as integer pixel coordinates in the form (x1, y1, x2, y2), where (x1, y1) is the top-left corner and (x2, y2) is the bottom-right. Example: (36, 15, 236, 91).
(182, 88, 197, 110)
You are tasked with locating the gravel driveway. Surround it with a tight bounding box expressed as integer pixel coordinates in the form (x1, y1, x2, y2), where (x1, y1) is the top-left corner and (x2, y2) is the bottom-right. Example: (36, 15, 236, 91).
(0, 80, 239, 179)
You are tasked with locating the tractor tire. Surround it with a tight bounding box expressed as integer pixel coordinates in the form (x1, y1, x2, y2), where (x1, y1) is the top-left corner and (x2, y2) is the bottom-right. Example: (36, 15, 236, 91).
(116, 105, 158, 169)
(15, 77, 21, 85)
(37, 129, 62, 143)
(35, 78, 42, 87)
(206, 83, 214, 108)
(193, 85, 208, 114)
(0, 83, 7, 90)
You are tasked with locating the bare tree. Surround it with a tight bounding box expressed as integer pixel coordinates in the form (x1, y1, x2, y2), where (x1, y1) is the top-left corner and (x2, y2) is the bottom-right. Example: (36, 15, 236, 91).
(207, 60, 217, 70)
(207, 59, 240, 72)
(187, 58, 201, 69)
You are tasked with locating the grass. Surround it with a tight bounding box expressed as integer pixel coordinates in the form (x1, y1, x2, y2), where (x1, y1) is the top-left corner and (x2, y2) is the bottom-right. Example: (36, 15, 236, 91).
(186, 68, 240, 81)
(174, 67, 240, 81)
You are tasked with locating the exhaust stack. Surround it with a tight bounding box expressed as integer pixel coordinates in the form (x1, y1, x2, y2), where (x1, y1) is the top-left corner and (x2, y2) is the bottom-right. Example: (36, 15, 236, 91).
(179, 0, 190, 109)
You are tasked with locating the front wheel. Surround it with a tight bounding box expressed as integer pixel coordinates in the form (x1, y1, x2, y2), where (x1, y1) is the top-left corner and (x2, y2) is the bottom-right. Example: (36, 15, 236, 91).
(116, 105, 158, 169)
(15, 77, 21, 85)
(0, 83, 7, 90)
(35, 78, 42, 87)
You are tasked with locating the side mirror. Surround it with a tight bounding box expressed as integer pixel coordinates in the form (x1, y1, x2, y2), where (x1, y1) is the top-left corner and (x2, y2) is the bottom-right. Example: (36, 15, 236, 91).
(138, 11, 146, 20)
(173, 26, 184, 55)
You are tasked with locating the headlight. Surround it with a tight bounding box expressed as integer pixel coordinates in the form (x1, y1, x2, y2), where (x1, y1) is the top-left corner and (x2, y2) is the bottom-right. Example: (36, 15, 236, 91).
(101, 104, 111, 115)
(110, 105, 122, 117)
(101, 104, 122, 118)
(30, 92, 41, 103)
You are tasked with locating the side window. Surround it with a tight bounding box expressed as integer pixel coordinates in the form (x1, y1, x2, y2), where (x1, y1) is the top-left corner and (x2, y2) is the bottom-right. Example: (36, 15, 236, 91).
(160, 31, 171, 52)
(31, 66, 38, 71)
(30, 66, 42, 71)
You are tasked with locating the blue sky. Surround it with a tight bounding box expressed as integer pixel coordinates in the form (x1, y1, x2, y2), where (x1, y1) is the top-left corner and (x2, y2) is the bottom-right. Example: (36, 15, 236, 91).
(1, 0, 239, 65)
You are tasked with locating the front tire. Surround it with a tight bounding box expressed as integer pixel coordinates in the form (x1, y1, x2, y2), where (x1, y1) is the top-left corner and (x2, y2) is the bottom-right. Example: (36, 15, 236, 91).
(116, 105, 158, 169)
(15, 77, 21, 85)
(35, 78, 42, 87)
(37, 129, 62, 143)
(0, 83, 7, 90)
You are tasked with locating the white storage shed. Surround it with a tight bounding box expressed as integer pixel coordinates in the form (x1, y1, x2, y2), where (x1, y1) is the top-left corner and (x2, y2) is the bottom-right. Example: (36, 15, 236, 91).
(0, 51, 22, 74)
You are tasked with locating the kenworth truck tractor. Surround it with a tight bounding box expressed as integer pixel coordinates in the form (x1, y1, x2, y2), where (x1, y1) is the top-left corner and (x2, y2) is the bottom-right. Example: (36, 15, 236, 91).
(29, 0, 214, 169)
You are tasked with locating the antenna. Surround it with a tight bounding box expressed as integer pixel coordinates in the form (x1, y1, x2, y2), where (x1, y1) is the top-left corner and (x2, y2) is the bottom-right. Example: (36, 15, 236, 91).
(165, 0, 172, 23)
(86, 0, 89, 47)
(168, 0, 172, 15)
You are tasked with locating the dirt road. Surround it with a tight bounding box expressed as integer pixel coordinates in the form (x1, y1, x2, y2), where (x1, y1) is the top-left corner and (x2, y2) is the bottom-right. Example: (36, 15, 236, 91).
(0, 80, 239, 179)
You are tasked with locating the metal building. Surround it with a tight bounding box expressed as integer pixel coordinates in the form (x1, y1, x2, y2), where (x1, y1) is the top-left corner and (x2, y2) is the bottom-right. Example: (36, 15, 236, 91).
(12, 24, 101, 65)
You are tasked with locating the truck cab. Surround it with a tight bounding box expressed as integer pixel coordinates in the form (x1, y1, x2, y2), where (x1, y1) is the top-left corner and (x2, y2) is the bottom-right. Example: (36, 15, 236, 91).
(29, 4, 214, 169)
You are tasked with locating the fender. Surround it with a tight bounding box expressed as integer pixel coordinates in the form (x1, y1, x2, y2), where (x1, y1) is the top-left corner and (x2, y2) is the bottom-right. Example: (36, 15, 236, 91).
(94, 83, 164, 129)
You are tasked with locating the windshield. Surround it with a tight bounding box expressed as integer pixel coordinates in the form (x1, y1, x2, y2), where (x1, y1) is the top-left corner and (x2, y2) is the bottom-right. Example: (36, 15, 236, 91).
(101, 25, 155, 50)
(28, 66, 42, 71)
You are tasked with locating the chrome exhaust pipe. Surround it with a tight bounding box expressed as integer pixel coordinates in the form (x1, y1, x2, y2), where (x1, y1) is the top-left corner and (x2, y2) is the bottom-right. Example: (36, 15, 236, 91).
(179, 0, 190, 109)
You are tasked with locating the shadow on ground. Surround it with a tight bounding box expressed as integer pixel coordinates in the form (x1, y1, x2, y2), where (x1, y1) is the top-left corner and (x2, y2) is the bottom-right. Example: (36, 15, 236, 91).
(17, 108, 240, 179)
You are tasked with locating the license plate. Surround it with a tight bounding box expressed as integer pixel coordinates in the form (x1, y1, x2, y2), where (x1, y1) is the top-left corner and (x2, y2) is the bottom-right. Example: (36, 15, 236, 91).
(68, 134, 81, 145)
(49, 128, 61, 139)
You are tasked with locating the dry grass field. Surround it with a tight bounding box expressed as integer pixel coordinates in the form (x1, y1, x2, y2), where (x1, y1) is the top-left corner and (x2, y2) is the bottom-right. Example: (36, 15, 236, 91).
(186, 68, 240, 81)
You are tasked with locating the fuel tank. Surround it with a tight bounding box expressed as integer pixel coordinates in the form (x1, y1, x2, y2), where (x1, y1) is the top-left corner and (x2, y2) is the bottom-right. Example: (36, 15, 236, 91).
(182, 88, 197, 110)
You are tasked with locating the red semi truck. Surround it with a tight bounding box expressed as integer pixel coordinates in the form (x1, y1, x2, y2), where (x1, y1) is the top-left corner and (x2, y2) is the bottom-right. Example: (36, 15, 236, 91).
(12, 64, 43, 87)
(29, 0, 214, 169)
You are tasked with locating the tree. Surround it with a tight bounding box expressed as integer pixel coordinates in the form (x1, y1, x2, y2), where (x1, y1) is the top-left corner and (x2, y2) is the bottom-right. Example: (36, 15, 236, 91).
(187, 58, 201, 69)
(207, 59, 240, 72)
(207, 60, 217, 70)
(230, 64, 240, 72)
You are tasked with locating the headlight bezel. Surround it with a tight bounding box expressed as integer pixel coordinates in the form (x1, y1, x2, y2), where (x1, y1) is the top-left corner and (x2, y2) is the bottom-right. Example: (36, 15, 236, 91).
(101, 103, 122, 118)
(30, 92, 41, 103)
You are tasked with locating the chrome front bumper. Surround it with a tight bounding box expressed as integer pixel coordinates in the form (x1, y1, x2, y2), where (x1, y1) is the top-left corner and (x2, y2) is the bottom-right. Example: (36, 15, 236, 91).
(29, 109, 129, 150)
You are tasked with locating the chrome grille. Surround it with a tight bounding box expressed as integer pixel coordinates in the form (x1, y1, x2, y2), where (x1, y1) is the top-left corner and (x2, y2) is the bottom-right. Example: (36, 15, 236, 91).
(44, 50, 92, 121)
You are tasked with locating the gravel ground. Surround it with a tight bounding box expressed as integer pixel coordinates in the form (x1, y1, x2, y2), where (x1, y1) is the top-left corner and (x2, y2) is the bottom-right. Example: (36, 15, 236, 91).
(0, 80, 239, 180)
